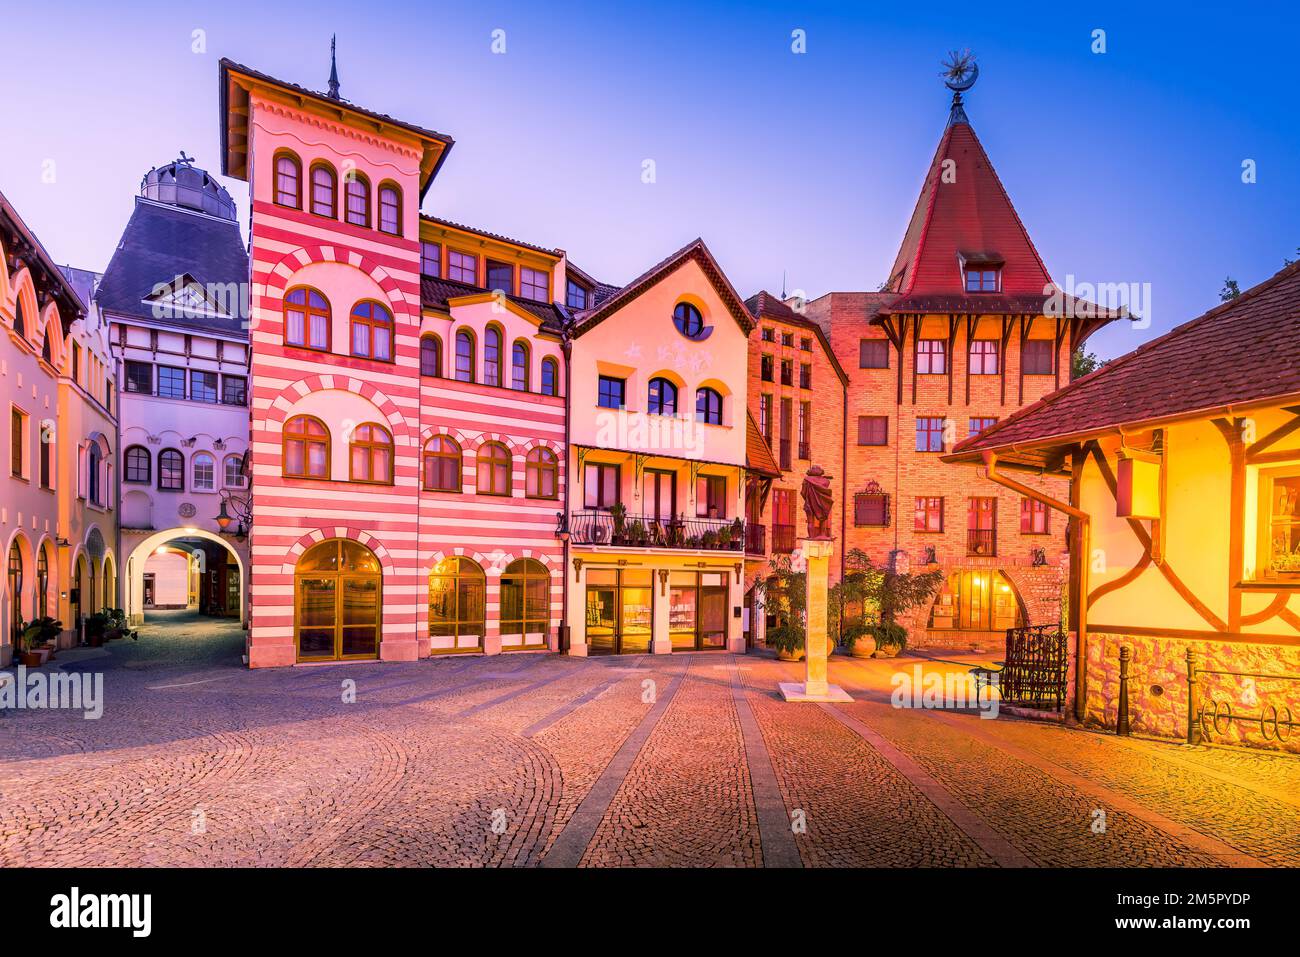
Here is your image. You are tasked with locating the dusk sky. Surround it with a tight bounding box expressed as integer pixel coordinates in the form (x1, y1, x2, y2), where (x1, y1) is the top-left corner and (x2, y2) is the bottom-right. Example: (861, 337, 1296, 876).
(2, 0, 1296, 359)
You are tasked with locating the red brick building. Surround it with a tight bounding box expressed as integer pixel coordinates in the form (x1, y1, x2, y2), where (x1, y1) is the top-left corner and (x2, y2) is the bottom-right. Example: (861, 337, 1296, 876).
(800, 87, 1124, 646)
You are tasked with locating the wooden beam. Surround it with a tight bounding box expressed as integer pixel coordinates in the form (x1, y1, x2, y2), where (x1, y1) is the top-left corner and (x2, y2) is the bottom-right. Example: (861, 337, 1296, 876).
(964, 314, 976, 406)
(1017, 314, 1028, 406)
(946, 314, 959, 405)
(999, 315, 1013, 406)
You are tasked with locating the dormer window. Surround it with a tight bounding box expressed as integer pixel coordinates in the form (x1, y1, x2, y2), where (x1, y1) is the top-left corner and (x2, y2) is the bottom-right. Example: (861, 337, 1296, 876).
(965, 268, 1000, 292)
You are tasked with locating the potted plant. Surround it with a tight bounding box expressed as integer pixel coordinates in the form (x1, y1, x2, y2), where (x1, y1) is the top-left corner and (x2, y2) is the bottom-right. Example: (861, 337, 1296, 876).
(625, 519, 647, 546)
(701, 530, 718, 549)
(731, 518, 745, 550)
(18, 617, 61, 667)
(84, 611, 109, 647)
(608, 502, 628, 544)
(717, 525, 732, 549)
(102, 608, 138, 642)
(870, 621, 908, 658)
(766, 622, 805, 662)
(842, 617, 876, 658)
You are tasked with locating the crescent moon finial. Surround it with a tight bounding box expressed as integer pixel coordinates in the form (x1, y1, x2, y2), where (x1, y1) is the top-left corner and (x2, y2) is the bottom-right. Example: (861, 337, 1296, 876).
(941, 49, 979, 93)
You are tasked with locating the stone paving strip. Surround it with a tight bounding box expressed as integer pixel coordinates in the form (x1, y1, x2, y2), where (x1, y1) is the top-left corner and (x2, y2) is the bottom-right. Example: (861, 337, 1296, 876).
(522, 659, 643, 738)
(729, 659, 802, 868)
(541, 658, 690, 867)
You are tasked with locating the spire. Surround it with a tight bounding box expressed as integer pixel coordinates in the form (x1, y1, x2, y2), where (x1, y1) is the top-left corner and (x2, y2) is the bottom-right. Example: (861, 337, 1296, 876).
(327, 34, 341, 100)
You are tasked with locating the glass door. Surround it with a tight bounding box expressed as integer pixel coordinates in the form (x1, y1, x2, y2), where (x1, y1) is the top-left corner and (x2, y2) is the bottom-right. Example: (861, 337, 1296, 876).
(585, 569, 617, 654)
(699, 573, 728, 649)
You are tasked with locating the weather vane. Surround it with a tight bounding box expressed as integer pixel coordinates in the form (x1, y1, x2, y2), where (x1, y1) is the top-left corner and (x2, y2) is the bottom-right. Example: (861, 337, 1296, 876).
(327, 34, 341, 100)
(940, 49, 977, 125)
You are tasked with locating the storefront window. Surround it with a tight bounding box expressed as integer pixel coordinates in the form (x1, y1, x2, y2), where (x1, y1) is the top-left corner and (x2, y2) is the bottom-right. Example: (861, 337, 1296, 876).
(585, 568, 653, 654)
(670, 571, 728, 650)
(1259, 468, 1300, 578)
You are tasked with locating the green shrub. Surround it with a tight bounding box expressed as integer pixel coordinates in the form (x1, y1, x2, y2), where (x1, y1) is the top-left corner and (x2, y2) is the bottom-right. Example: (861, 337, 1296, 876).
(870, 621, 908, 651)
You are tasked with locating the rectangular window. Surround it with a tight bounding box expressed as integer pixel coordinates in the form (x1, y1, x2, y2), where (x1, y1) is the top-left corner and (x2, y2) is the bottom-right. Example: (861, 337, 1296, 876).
(584, 463, 620, 509)
(71, 343, 81, 383)
(800, 337, 812, 352)
(1260, 470, 1300, 579)
(157, 366, 186, 400)
(223, 375, 247, 406)
(859, 339, 889, 369)
(447, 250, 477, 285)
(760, 354, 773, 382)
(798, 402, 810, 460)
(1021, 498, 1049, 534)
(855, 491, 890, 527)
(970, 416, 997, 436)
(125, 360, 153, 394)
(420, 241, 442, 277)
(799, 363, 811, 389)
(11, 408, 26, 477)
(968, 497, 998, 556)
(761, 327, 774, 342)
(914, 496, 944, 532)
(858, 415, 888, 446)
(915, 417, 945, 452)
(519, 267, 548, 303)
(597, 375, 625, 410)
(696, 474, 727, 518)
(969, 339, 1000, 374)
(566, 279, 590, 310)
(917, 339, 946, 374)
(1023, 339, 1055, 375)
(965, 268, 1000, 292)
(486, 260, 513, 295)
(779, 398, 792, 471)
(190, 370, 218, 403)
(780, 359, 793, 387)
(781, 332, 794, 347)
(759, 394, 772, 444)
(39, 430, 51, 489)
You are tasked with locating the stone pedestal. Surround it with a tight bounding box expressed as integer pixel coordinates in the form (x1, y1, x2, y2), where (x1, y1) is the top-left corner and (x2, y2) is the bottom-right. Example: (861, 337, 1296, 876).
(780, 537, 852, 703)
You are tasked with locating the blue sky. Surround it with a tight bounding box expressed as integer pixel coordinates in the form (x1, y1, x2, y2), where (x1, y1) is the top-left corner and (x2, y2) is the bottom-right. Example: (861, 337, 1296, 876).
(1, 0, 1295, 359)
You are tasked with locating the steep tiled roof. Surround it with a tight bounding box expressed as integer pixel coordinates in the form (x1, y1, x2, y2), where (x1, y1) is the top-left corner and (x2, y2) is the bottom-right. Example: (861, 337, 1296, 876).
(0, 187, 86, 325)
(744, 290, 849, 385)
(95, 197, 249, 337)
(571, 238, 754, 338)
(947, 261, 1300, 463)
(420, 215, 561, 257)
(746, 410, 781, 477)
(419, 275, 565, 334)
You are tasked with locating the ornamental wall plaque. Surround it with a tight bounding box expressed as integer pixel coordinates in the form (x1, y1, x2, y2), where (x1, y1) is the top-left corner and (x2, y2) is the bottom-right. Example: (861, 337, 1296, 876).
(178, 502, 197, 519)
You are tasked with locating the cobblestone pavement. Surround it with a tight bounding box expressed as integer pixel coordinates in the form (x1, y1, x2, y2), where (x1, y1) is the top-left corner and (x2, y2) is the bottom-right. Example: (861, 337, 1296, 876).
(1, 614, 1296, 867)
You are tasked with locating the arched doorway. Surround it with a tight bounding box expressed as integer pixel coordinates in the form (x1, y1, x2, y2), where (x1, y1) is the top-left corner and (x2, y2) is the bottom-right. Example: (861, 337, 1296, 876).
(70, 553, 88, 640)
(928, 569, 1025, 633)
(124, 528, 247, 625)
(500, 558, 549, 650)
(428, 557, 485, 653)
(295, 539, 382, 662)
(7, 540, 24, 644)
(102, 555, 116, 612)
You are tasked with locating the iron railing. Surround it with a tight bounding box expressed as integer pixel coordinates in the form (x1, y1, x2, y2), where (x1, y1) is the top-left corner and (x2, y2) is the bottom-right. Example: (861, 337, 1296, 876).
(569, 510, 745, 552)
(745, 523, 766, 555)
(967, 528, 997, 557)
(973, 624, 1069, 712)
(1186, 650, 1300, 745)
(798, 441, 810, 460)
(771, 524, 796, 554)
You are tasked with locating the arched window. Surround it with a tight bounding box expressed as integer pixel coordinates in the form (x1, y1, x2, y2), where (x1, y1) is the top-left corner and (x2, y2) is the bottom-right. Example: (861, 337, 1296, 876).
(87, 442, 102, 505)
(454, 330, 475, 382)
(224, 454, 246, 488)
(349, 423, 393, 484)
(192, 452, 215, 491)
(378, 182, 402, 234)
(41, 332, 52, 364)
(36, 547, 49, 619)
(274, 152, 302, 208)
(423, 436, 462, 491)
(696, 387, 723, 425)
(102, 556, 115, 612)
(420, 336, 442, 377)
(483, 326, 502, 387)
(285, 287, 330, 351)
(350, 301, 393, 361)
(525, 447, 558, 499)
(158, 448, 184, 491)
(310, 162, 337, 217)
(125, 445, 151, 484)
(295, 538, 382, 661)
(428, 557, 485, 648)
(511, 341, 530, 391)
(500, 558, 550, 647)
(540, 357, 559, 396)
(476, 441, 511, 496)
(7, 542, 22, 641)
(648, 377, 678, 415)
(673, 301, 705, 339)
(283, 416, 329, 479)
(13, 299, 25, 338)
(344, 172, 370, 227)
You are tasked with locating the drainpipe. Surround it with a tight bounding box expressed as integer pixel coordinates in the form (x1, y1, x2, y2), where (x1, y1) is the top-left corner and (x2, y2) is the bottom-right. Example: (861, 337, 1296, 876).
(980, 450, 1090, 721)
(560, 334, 573, 653)
(839, 379, 848, 634)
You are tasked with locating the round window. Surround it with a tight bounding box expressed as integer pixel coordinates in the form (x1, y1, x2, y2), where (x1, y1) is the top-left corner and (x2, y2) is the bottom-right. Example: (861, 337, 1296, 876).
(672, 302, 705, 339)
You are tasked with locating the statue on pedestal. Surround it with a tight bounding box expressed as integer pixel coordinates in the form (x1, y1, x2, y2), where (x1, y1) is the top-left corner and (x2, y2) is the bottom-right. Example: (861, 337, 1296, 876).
(800, 464, 834, 540)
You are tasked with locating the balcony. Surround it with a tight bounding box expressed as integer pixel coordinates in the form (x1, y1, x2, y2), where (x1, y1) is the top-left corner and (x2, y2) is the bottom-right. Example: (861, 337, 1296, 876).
(569, 510, 745, 552)
(745, 523, 766, 555)
(967, 528, 997, 557)
(772, 524, 796, 554)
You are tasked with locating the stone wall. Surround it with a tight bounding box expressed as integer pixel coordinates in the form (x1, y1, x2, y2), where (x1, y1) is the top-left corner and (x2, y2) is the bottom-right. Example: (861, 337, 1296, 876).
(1085, 632, 1300, 753)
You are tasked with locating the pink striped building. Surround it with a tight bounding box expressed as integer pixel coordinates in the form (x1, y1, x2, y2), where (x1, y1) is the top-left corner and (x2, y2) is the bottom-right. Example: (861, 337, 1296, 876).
(220, 60, 566, 666)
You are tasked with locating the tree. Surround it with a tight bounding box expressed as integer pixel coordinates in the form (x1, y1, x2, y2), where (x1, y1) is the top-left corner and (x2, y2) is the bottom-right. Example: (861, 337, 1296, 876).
(1071, 348, 1106, 380)
(1220, 277, 1241, 302)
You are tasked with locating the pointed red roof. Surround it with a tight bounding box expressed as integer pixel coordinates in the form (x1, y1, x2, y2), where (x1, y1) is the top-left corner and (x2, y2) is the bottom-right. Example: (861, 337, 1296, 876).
(886, 112, 1054, 308)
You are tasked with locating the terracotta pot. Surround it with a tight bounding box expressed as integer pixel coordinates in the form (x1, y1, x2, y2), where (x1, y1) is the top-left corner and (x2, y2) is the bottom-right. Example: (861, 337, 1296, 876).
(21, 651, 42, 668)
(873, 644, 900, 659)
(776, 647, 804, 662)
(848, 635, 878, 658)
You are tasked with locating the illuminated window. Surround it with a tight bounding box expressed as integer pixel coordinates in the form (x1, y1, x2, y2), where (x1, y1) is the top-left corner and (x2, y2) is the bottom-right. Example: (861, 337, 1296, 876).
(914, 496, 944, 532)
(423, 436, 462, 491)
(284, 416, 329, 479)
(349, 423, 393, 484)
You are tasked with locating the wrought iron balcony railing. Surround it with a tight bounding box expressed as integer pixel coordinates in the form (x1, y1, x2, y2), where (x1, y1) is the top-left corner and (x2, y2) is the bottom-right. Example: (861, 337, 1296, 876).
(771, 524, 796, 554)
(745, 522, 766, 555)
(569, 510, 745, 552)
(966, 528, 997, 557)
